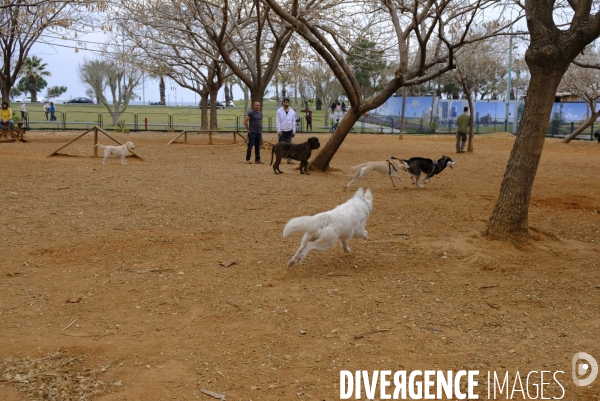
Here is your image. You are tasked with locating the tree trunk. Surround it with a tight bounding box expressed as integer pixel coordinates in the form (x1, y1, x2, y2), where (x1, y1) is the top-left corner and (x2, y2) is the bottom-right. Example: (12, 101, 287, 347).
(159, 76, 166, 105)
(243, 86, 249, 113)
(1, 87, 9, 104)
(466, 92, 475, 152)
(209, 88, 218, 130)
(200, 92, 209, 130)
(309, 107, 361, 171)
(399, 87, 407, 140)
(484, 71, 563, 240)
(562, 108, 600, 143)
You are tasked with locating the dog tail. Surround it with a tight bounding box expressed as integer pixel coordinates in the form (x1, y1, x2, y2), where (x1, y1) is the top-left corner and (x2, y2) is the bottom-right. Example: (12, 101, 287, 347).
(283, 216, 314, 237)
(270, 146, 275, 166)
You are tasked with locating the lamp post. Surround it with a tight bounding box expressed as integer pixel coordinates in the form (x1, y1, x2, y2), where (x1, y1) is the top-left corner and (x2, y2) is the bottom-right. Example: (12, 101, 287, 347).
(168, 94, 170, 106)
(504, 36, 513, 132)
(170, 86, 177, 107)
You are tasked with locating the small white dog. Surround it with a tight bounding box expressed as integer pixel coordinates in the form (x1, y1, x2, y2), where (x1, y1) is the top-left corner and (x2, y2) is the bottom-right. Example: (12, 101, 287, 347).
(283, 187, 373, 267)
(344, 157, 405, 189)
(95, 141, 136, 165)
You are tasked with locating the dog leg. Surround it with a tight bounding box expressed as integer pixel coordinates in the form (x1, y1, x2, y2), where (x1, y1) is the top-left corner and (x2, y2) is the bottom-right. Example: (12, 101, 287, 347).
(288, 231, 337, 267)
(344, 168, 365, 190)
(301, 161, 310, 175)
(273, 157, 283, 174)
(288, 233, 312, 267)
(340, 238, 351, 253)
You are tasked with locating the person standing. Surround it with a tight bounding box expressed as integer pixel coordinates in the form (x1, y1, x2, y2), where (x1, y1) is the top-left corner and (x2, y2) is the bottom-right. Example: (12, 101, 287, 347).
(305, 107, 313, 131)
(244, 101, 264, 164)
(276, 97, 297, 164)
(20, 103, 26, 122)
(0, 101, 14, 130)
(43, 101, 50, 120)
(456, 106, 470, 153)
(49, 102, 57, 121)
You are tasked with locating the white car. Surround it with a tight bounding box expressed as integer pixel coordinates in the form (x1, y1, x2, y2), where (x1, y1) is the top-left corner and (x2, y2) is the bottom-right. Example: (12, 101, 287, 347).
(15, 97, 44, 103)
(48, 97, 67, 104)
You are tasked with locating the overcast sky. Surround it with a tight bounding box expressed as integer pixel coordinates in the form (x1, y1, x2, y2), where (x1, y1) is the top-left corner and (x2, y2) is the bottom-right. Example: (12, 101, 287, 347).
(29, 32, 242, 105)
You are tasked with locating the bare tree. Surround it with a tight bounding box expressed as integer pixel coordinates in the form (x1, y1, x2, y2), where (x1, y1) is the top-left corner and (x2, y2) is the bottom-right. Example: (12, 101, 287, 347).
(560, 46, 600, 143)
(197, 0, 300, 106)
(484, 2, 600, 240)
(78, 57, 142, 125)
(263, 0, 512, 171)
(0, 0, 88, 102)
(305, 61, 344, 126)
(451, 29, 508, 151)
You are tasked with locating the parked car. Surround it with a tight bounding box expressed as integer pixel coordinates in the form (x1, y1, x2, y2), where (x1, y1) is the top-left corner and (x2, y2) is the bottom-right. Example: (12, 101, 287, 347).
(15, 97, 43, 103)
(66, 97, 94, 104)
(47, 97, 67, 104)
(198, 100, 225, 110)
(226, 100, 235, 108)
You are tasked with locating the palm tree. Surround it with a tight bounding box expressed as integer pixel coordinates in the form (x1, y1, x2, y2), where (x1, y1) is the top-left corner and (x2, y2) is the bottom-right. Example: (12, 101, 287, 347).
(21, 56, 51, 102)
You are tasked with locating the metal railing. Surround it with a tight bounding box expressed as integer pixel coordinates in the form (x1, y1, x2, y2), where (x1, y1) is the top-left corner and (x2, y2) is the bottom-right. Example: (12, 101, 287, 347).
(18, 110, 599, 140)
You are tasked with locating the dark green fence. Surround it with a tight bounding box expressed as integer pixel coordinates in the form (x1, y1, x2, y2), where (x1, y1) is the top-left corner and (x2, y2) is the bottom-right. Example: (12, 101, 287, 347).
(19, 110, 599, 140)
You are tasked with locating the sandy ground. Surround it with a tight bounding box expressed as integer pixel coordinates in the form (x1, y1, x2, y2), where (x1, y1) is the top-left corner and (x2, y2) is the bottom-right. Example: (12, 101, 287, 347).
(0, 130, 599, 401)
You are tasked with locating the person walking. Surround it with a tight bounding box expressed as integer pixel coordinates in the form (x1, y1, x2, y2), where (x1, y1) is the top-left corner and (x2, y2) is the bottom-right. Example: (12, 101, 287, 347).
(20, 103, 26, 122)
(305, 107, 313, 131)
(276, 97, 297, 164)
(49, 102, 57, 121)
(43, 101, 50, 120)
(456, 106, 471, 153)
(0, 101, 14, 130)
(244, 101, 264, 164)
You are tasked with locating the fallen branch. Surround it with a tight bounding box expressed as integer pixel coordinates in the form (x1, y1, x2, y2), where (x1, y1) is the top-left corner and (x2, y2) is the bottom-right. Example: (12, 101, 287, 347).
(62, 318, 79, 332)
(200, 388, 226, 400)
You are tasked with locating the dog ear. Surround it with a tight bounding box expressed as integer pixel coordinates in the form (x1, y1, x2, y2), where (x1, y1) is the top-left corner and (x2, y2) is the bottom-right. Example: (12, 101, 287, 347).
(364, 188, 373, 201)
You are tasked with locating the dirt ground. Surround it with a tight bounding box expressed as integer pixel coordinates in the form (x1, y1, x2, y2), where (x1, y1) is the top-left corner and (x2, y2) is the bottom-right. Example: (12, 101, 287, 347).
(0, 130, 599, 401)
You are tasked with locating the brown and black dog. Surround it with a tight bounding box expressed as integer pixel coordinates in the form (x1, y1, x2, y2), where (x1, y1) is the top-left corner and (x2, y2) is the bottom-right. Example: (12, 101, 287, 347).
(270, 137, 320, 175)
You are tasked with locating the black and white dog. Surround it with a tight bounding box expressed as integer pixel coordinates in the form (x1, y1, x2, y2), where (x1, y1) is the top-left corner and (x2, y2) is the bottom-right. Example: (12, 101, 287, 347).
(394, 155, 456, 188)
(594, 131, 600, 144)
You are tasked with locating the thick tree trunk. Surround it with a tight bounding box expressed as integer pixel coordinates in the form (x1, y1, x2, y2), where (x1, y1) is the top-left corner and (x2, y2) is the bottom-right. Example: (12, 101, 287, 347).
(1, 87, 9, 104)
(209, 89, 218, 130)
(484, 71, 564, 240)
(200, 92, 209, 130)
(309, 107, 361, 171)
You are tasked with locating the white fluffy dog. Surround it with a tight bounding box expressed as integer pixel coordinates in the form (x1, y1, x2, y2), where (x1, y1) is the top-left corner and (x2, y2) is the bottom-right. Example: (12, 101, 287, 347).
(283, 187, 373, 267)
(344, 157, 405, 189)
(95, 141, 136, 165)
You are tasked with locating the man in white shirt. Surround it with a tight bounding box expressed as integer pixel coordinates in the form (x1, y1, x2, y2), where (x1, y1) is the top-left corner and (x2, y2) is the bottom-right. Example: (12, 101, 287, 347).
(276, 97, 297, 164)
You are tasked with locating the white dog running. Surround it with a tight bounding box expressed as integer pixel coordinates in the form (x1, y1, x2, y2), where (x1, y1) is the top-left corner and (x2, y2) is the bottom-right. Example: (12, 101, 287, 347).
(344, 157, 405, 189)
(283, 187, 373, 267)
(95, 141, 136, 165)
